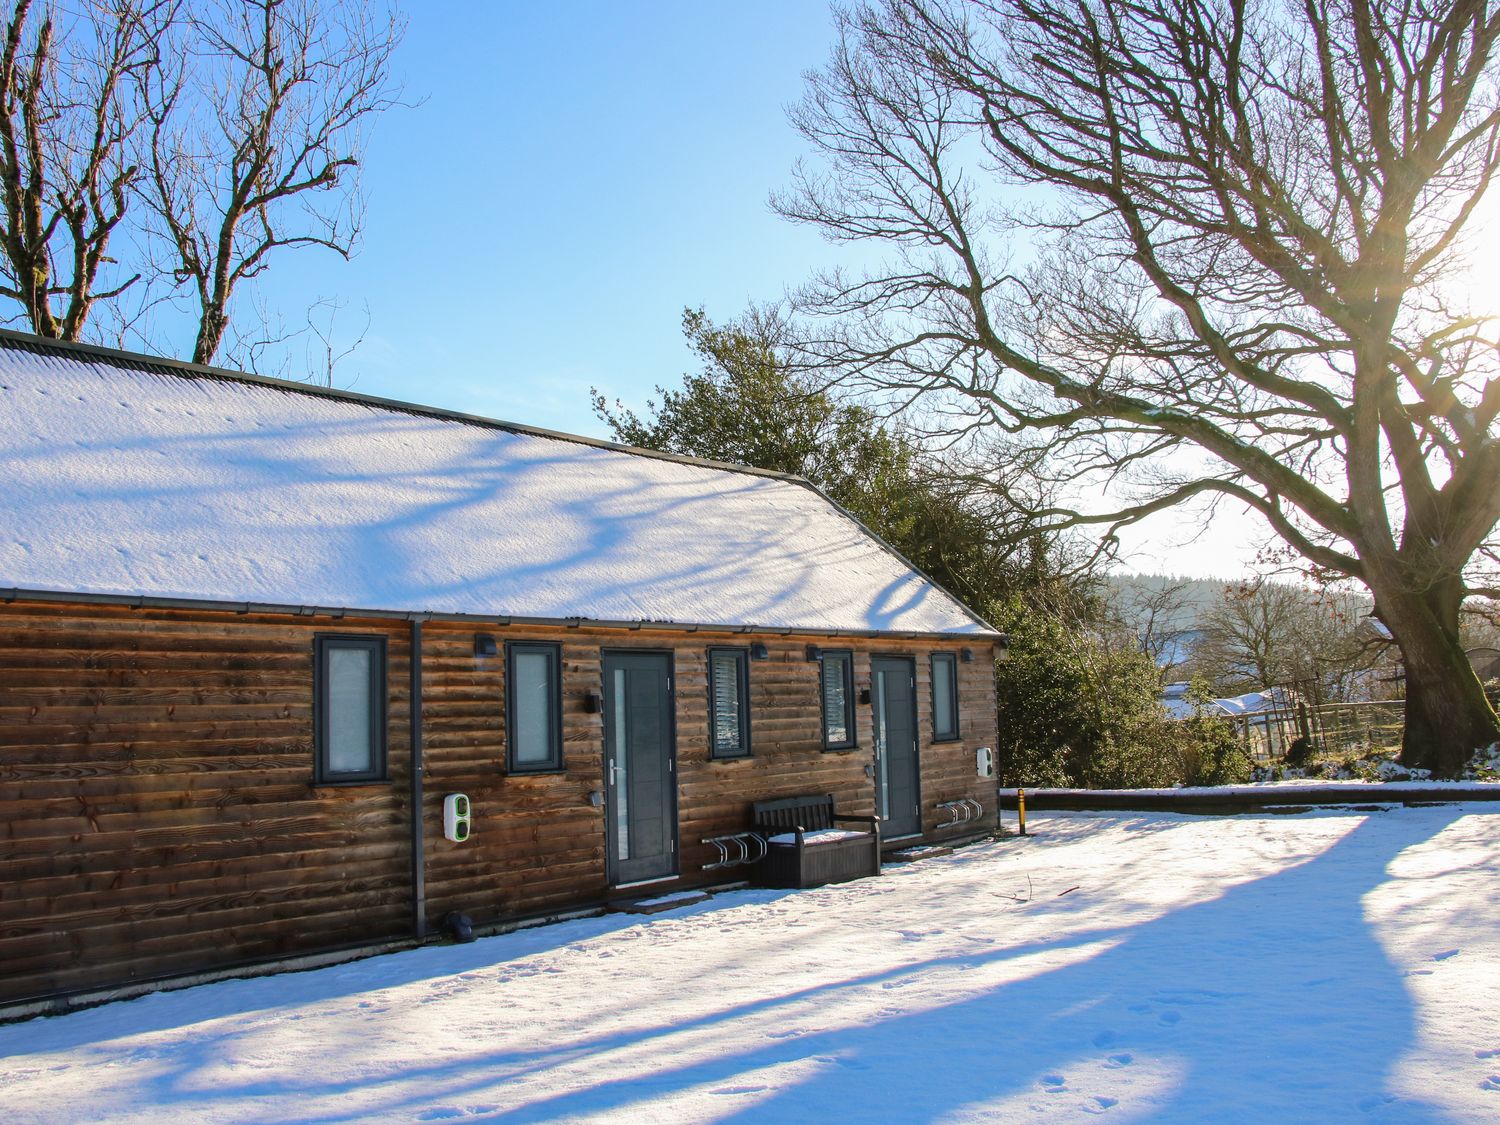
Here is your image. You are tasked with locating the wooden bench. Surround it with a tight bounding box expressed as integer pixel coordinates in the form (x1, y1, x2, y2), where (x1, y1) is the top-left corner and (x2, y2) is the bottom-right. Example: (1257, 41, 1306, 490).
(752, 794, 881, 888)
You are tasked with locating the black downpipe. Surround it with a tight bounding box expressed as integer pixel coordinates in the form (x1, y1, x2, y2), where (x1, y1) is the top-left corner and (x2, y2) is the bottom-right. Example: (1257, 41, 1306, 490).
(410, 619, 426, 940)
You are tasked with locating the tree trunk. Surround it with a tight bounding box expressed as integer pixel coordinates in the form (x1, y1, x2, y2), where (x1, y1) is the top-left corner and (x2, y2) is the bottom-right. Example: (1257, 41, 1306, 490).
(1401, 654, 1498, 776)
(1376, 579, 1500, 776)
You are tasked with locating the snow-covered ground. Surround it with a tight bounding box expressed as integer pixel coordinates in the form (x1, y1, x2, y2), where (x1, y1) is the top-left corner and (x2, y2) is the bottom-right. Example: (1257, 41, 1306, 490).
(3, 806, 1498, 1123)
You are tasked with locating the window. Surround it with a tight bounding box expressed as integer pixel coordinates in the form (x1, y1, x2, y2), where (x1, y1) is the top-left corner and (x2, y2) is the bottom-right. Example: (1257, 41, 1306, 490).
(931, 652, 959, 741)
(820, 650, 856, 750)
(314, 634, 387, 783)
(507, 642, 563, 772)
(708, 647, 750, 759)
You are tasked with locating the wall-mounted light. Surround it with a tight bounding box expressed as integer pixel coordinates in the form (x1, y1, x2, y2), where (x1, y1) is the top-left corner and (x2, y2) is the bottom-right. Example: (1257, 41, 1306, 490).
(583, 689, 603, 714)
(859, 687, 872, 704)
(474, 634, 498, 657)
(960, 648, 974, 663)
(995, 633, 1012, 664)
(750, 641, 770, 660)
(805, 644, 821, 662)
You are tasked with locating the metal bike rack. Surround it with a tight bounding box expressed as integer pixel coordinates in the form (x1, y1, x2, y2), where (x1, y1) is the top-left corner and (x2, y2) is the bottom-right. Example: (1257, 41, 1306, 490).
(701, 831, 767, 871)
(935, 798, 984, 830)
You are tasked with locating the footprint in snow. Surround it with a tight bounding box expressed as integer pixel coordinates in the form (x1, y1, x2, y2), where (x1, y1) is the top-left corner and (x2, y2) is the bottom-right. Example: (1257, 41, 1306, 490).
(1103, 1053, 1133, 1069)
(1089, 1096, 1119, 1112)
(1432, 948, 1460, 961)
(1159, 1010, 1183, 1026)
(1040, 1074, 1067, 1092)
(1092, 1031, 1118, 1048)
(1475, 1048, 1500, 1060)
(416, 1108, 465, 1121)
(712, 1085, 769, 1096)
(1482, 1075, 1500, 1093)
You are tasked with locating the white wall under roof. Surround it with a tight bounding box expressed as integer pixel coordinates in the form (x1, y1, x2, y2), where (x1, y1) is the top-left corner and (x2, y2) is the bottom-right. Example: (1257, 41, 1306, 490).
(0, 343, 991, 636)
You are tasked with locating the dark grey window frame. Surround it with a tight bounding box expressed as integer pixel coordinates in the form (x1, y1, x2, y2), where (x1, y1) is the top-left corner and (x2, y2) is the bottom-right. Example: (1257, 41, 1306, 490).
(819, 649, 857, 751)
(313, 633, 388, 785)
(931, 651, 960, 742)
(506, 641, 564, 774)
(707, 646, 751, 760)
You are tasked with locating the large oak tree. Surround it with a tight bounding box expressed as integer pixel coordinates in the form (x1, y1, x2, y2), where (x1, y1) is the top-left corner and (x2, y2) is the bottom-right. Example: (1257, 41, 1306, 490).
(779, 0, 1500, 773)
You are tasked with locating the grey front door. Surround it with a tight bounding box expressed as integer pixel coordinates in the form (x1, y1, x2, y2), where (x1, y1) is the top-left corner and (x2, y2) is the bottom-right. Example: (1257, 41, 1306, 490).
(602, 651, 678, 886)
(871, 656, 921, 838)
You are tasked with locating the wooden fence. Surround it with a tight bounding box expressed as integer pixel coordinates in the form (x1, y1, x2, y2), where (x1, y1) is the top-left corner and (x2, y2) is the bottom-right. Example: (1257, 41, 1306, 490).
(1312, 701, 1406, 757)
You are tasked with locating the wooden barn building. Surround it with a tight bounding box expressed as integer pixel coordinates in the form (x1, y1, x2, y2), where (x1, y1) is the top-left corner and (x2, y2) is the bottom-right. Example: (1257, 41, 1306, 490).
(0, 331, 1002, 1014)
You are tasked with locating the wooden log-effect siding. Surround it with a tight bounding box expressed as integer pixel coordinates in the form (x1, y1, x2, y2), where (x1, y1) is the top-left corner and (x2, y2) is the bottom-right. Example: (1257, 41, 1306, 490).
(0, 599, 999, 1007)
(0, 600, 412, 1007)
(420, 627, 999, 928)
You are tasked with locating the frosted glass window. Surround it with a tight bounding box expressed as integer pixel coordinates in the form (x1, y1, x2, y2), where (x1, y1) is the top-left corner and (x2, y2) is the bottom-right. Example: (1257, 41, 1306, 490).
(507, 643, 561, 772)
(327, 647, 373, 773)
(708, 648, 749, 759)
(932, 653, 959, 740)
(820, 651, 855, 749)
(612, 668, 629, 861)
(314, 635, 386, 783)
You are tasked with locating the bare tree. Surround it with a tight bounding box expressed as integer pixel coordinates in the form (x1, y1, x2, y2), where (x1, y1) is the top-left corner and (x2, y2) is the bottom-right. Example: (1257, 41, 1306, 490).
(778, 0, 1500, 773)
(0, 0, 174, 338)
(1189, 579, 1380, 695)
(145, 0, 401, 365)
(1103, 578, 1199, 683)
(0, 0, 400, 367)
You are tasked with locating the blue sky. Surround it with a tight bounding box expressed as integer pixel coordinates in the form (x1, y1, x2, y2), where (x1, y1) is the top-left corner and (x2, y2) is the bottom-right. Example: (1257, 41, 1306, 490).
(231, 2, 1262, 578)
(261, 2, 844, 433)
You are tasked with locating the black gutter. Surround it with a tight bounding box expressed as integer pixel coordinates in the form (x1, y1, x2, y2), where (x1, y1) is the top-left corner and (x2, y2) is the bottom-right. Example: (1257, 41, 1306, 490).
(0, 585, 1001, 642)
(410, 619, 426, 940)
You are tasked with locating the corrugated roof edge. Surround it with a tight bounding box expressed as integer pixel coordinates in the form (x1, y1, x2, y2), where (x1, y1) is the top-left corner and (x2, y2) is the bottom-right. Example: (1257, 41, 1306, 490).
(0, 327, 1002, 638)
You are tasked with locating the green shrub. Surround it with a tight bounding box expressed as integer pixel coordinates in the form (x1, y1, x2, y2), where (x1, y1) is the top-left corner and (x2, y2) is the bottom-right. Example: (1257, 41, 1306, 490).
(996, 612, 1174, 788)
(996, 623, 1252, 789)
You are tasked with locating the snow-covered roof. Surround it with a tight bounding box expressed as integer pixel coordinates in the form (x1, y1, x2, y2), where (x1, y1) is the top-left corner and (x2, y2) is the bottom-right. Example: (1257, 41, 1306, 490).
(1160, 684, 1285, 721)
(0, 334, 994, 637)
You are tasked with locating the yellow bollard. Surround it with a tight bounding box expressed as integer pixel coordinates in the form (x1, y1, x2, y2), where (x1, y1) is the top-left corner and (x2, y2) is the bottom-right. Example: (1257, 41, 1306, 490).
(1017, 786, 1028, 836)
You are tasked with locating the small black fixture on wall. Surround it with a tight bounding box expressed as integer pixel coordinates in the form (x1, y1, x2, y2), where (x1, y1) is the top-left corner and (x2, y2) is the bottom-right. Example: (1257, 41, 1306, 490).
(474, 634, 498, 657)
(749, 641, 770, 660)
(583, 689, 603, 714)
(960, 648, 974, 662)
(805, 644, 821, 662)
(859, 687, 872, 704)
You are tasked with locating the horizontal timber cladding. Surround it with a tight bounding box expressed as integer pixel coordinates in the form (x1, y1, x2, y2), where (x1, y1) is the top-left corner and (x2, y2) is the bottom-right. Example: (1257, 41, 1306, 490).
(0, 599, 413, 1007)
(419, 623, 1000, 928)
(0, 597, 999, 1008)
